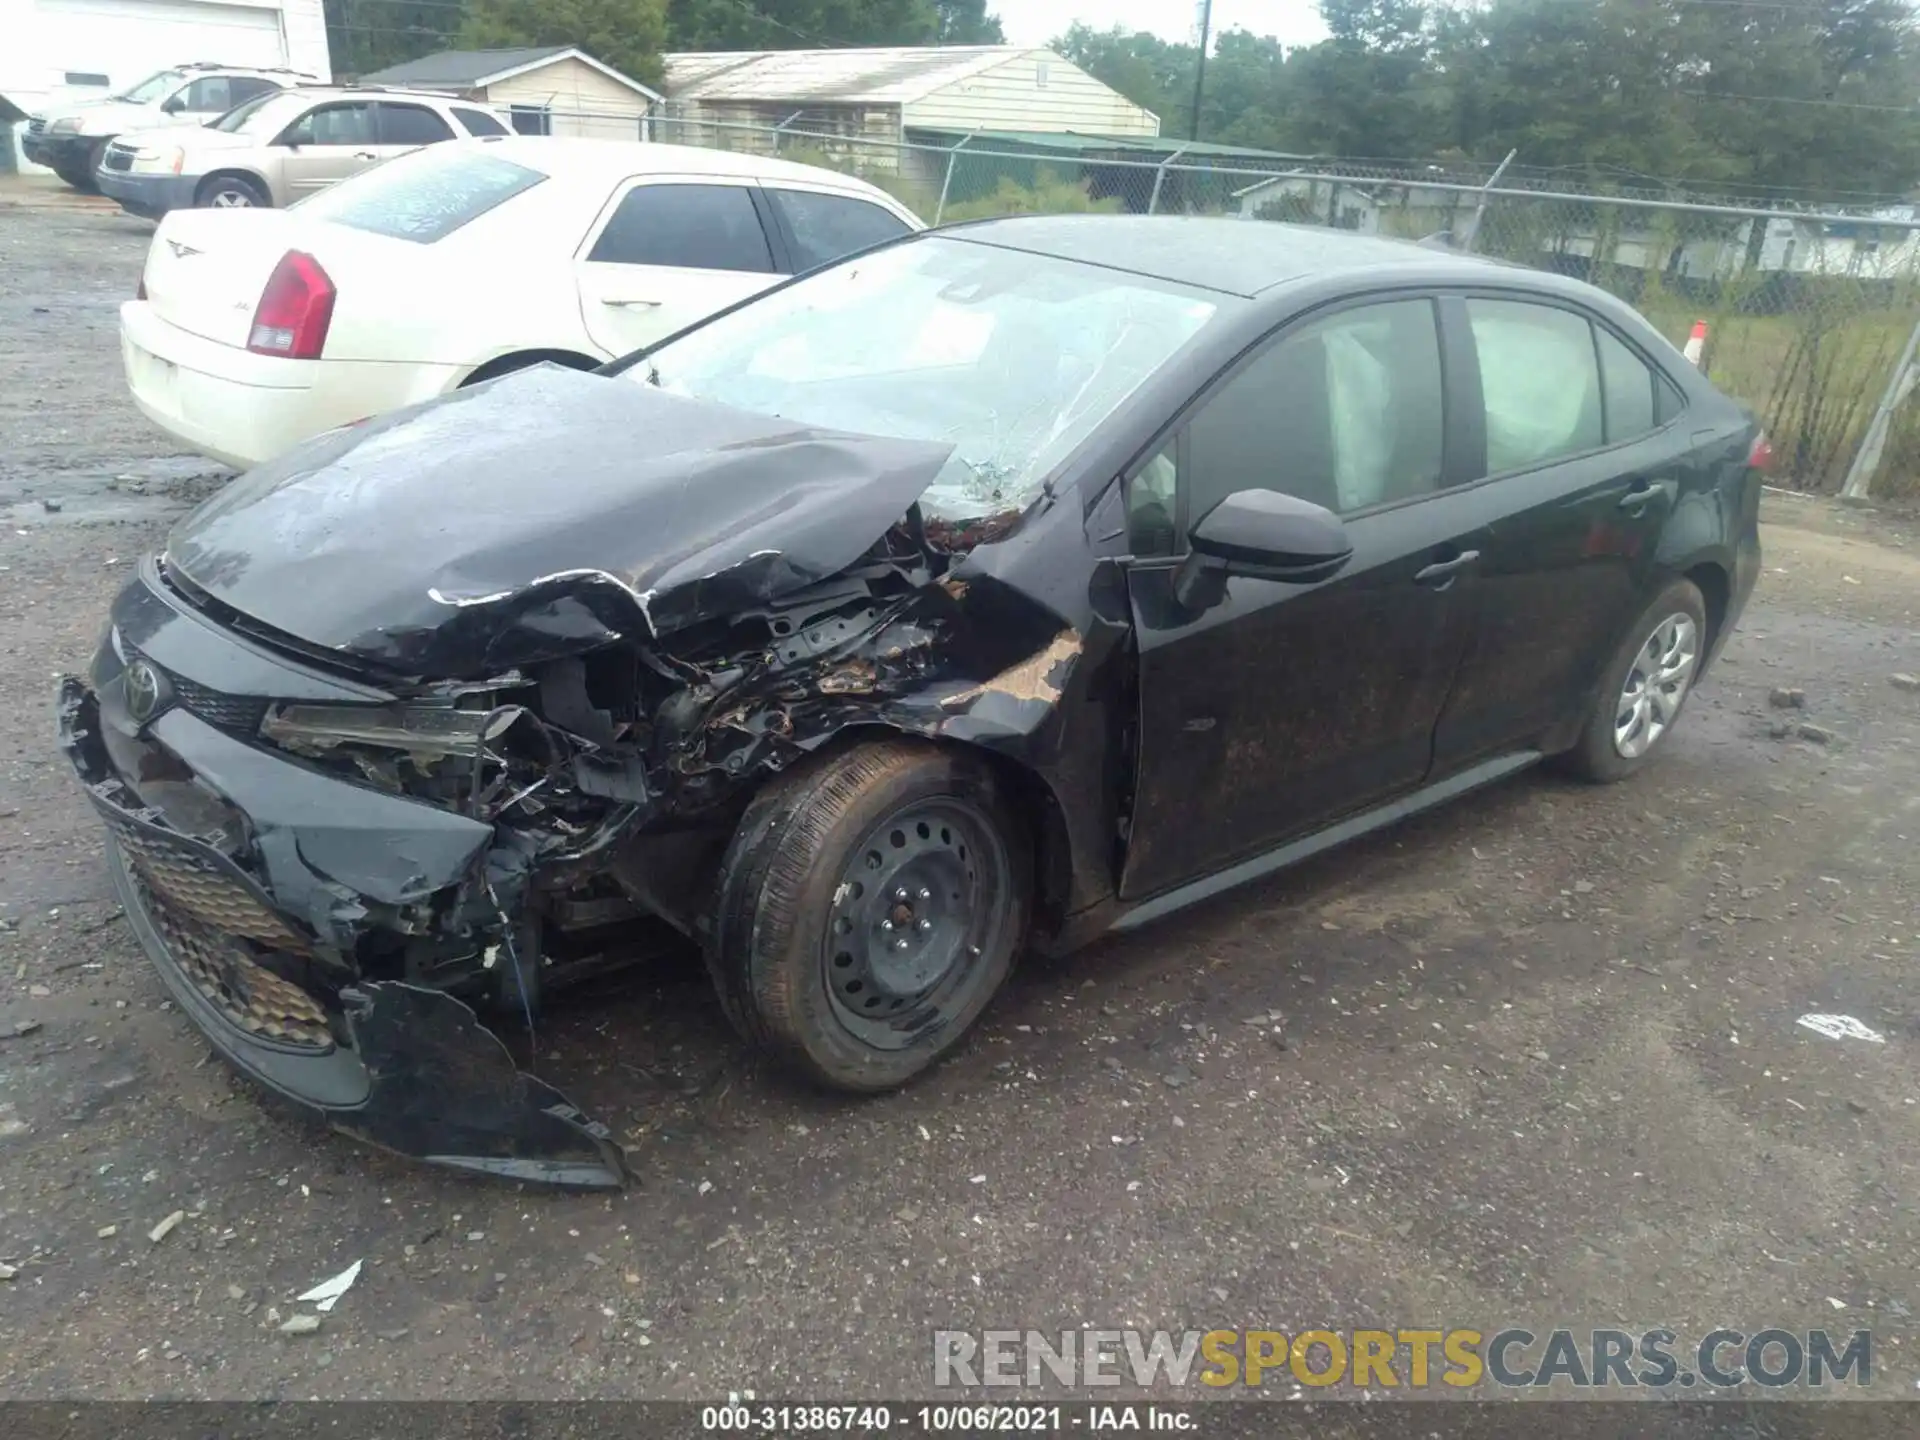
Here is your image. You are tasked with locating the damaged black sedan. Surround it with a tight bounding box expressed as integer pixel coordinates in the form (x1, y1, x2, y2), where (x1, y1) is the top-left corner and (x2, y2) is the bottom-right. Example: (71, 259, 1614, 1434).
(60, 217, 1763, 1187)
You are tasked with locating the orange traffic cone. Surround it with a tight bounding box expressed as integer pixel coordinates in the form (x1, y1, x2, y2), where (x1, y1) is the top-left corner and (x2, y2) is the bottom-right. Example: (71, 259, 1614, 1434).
(1682, 320, 1708, 367)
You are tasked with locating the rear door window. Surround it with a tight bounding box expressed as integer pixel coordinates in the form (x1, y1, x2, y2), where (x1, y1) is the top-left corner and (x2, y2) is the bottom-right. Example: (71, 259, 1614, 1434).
(378, 103, 456, 147)
(179, 76, 237, 113)
(293, 149, 546, 242)
(1595, 326, 1661, 443)
(587, 183, 776, 272)
(226, 76, 281, 107)
(1467, 298, 1604, 473)
(766, 187, 913, 271)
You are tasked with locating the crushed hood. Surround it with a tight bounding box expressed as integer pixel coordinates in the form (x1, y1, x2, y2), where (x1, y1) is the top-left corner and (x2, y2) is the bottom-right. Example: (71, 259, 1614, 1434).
(165, 365, 958, 677)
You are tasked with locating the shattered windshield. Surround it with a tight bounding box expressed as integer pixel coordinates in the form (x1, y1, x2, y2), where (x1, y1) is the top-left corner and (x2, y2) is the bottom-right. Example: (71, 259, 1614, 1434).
(637, 237, 1219, 522)
(118, 70, 185, 103)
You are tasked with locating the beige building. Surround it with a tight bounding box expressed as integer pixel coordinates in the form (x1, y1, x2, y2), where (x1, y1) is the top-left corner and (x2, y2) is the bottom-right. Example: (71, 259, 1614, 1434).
(357, 46, 660, 140)
(661, 45, 1160, 157)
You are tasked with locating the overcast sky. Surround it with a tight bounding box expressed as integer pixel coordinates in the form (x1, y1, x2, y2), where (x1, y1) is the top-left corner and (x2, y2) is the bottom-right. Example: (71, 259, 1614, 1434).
(998, 0, 1330, 50)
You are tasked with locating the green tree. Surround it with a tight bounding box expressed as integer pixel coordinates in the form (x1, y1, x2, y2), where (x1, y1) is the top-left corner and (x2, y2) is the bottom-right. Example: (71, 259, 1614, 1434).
(1428, 0, 1920, 200)
(323, 0, 464, 78)
(1288, 0, 1439, 157)
(935, 0, 1002, 44)
(665, 1, 972, 50)
(461, 0, 671, 88)
(1051, 23, 1195, 135)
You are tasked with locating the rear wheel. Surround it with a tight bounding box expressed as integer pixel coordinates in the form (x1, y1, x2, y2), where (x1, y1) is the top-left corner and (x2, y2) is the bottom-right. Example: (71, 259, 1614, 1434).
(1560, 578, 1707, 783)
(197, 174, 267, 209)
(706, 740, 1030, 1092)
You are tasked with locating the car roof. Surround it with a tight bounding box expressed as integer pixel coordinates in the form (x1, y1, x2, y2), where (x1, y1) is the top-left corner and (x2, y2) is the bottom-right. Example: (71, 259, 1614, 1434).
(447, 135, 910, 196)
(276, 84, 472, 104)
(940, 215, 1515, 298)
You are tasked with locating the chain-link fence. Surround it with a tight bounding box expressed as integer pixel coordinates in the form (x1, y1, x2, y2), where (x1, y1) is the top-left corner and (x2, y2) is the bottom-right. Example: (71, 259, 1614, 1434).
(545, 106, 1920, 499)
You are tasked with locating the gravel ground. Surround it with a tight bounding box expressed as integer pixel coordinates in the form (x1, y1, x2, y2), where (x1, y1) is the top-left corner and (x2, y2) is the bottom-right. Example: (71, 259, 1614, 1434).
(2, 185, 1919, 1405)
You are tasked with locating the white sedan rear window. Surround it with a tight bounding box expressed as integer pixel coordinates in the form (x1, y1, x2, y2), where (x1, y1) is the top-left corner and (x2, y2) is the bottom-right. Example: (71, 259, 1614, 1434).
(293, 149, 546, 243)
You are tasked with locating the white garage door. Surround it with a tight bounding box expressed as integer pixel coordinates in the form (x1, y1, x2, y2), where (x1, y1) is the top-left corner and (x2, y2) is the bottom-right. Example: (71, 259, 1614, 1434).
(34, 0, 288, 92)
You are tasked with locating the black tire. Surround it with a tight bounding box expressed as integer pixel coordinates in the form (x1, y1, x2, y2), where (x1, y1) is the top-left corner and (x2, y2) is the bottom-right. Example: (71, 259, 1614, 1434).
(196, 174, 268, 209)
(1559, 578, 1708, 784)
(53, 164, 91, 191)
(79, 139, 110, 192)
(459, 351, 598, 388)
(706, 739, 1030, 1092)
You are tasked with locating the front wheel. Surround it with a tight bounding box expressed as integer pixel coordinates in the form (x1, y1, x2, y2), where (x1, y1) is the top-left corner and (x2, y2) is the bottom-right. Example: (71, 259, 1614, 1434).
(1559, 578, 1707, 783)
(196, 174, 267, 209)
(706, 740, 1030, 1092)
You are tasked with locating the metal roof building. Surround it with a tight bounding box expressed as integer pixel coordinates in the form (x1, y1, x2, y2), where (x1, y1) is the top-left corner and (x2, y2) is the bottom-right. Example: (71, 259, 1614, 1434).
(660, 45, 1159, 145)
(358, 46, 661, 140)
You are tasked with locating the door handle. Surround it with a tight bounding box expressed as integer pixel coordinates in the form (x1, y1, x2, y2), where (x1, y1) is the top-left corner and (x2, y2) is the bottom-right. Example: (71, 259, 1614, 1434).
(601, 297, 663, 309)
(1414, 549, 1480, 588)
(352, 151, 378, 160)
(1618, 480, 1660, 514)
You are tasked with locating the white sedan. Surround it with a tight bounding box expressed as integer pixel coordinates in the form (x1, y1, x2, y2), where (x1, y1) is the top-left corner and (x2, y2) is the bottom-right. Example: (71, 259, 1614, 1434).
(121, 137, 925, 470)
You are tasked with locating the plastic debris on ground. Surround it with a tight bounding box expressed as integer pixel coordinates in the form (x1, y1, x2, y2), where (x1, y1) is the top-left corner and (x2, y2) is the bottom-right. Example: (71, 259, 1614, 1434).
(296, 1258, 363, 1312)
(1796, 1014, 1886, 1044)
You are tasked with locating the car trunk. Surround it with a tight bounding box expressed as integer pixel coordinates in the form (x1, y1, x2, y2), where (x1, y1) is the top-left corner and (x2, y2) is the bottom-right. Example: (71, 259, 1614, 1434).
(142, 210, 410, 353)
(142, 209, 307, 349)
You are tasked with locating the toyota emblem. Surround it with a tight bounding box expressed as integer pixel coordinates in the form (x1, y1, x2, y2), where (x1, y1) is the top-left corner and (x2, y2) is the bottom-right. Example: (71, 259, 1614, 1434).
(124, 661, 163, 724)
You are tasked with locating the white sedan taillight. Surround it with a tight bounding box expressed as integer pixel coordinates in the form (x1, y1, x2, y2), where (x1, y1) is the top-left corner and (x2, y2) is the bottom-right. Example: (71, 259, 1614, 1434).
(247, 251, 336, 359)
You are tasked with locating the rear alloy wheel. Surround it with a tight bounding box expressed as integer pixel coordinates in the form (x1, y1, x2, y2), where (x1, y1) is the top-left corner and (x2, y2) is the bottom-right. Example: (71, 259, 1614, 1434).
(1560, 578, 1708, 783)
(706, 740, 1030, 1092)
(198, 176, 266, 209)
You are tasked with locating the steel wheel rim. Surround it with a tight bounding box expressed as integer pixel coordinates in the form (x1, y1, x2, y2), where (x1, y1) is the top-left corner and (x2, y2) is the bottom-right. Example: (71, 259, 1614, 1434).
(211, 189, 253, 208)
(822, 797, 1011, 1051)
(1614, 612, 1699, 759)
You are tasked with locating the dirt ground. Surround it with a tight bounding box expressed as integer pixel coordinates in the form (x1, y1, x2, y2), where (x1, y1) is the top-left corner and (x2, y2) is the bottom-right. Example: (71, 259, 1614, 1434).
(2, 187, 1920, 1404)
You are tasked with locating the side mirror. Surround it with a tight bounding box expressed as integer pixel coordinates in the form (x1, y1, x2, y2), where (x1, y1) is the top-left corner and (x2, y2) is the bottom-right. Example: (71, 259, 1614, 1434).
(1173, 488, 1352, 611)
(162, 96, 186, 114)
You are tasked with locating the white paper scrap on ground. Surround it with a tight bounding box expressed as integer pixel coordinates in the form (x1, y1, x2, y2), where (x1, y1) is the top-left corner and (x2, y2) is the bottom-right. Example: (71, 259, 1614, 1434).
(1796, 1014, 1886, 1044)
(296, 1258, 363, 1312)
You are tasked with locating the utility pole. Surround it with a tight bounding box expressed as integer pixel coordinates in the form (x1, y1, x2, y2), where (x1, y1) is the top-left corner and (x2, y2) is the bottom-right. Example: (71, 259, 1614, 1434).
(1190, 0, 1214, 142)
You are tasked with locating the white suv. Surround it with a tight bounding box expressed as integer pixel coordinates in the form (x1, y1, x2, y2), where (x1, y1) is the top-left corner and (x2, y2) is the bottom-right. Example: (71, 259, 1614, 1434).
(23, 63, 315, 191)
(96, 86, 511, 219)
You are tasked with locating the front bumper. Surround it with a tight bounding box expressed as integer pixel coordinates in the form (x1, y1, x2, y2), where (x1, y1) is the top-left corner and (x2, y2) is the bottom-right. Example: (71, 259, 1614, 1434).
(56, 589, 628, 1188)
(22, 130, 89, 171)
(98, 167, 197, 220)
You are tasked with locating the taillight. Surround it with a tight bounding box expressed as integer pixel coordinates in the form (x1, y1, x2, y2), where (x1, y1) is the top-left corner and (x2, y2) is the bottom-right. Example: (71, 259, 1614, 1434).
(247, 251, 335, 359)
(1747, 430, 1774, 472)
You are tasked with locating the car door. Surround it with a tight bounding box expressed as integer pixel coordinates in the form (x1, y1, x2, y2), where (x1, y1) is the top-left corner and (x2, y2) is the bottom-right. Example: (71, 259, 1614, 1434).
(1428, 295, 1685, 771)
(760, 183, 917, 273)
(372, 100, 457, 160)
(575, 178, 785, 355)
(1120, 295, 1492, 900)
(273, 101, 380, 199)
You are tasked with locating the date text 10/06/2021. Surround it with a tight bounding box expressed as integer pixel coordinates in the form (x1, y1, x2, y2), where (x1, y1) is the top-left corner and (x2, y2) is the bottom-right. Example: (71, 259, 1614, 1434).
(701, 1406, 1196, 1432)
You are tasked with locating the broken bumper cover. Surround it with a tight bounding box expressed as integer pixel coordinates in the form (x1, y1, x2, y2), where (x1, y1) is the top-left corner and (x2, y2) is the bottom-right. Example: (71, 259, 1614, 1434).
(58, 677, 628, 1189)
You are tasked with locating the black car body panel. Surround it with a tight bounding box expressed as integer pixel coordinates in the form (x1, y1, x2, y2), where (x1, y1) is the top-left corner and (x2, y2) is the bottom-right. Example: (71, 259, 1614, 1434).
(169, 366, 964, 675)
(60, 218, 1763, 1185)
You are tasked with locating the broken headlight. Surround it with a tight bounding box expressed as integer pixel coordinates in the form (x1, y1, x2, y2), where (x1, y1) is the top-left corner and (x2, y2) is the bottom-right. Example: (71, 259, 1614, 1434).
(261, 703, 525, 759)
(258, 702, 560, 818)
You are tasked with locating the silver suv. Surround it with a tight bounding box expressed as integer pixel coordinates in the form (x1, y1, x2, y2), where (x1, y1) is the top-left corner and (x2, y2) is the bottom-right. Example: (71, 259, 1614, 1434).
(23, 63, 315, 191)
(95, 86, 513, 219)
